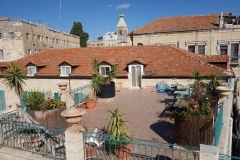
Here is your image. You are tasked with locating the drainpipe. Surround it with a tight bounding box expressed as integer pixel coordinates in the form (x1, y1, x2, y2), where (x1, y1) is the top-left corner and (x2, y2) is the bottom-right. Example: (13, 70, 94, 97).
(229, 117, 233, 156)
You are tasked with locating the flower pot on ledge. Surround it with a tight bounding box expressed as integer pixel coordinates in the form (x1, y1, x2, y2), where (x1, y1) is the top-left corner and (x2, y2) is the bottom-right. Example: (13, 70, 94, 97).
(216, 86, 233, 100)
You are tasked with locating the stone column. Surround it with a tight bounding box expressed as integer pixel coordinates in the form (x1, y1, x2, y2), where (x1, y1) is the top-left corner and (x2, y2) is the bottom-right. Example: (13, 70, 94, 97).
(61, 108, 86, 160)
(200, 144, 219, 160)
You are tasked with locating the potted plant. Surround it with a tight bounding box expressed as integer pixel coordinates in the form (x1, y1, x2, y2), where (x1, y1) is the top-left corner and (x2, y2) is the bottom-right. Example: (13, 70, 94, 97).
(92, 57, 119, 98)
(174, 70, 213, 148)
(106, 107, 132, 158)
(84, 75, 104, 109)
(24, 90, 67, 128)
(208, 71, 222, 97)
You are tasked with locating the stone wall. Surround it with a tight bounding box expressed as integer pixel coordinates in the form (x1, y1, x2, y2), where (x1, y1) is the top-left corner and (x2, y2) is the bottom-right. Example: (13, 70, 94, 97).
(0, 21, 25, 61)
(0, 78, 91, 109)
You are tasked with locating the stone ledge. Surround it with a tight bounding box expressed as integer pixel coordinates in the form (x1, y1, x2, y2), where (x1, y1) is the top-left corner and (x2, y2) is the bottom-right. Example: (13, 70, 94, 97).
(97, 96, 116, 102)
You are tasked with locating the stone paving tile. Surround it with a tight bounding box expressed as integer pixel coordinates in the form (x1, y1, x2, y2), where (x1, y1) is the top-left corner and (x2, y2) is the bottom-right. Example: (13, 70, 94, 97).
(80, 88, 175, 143)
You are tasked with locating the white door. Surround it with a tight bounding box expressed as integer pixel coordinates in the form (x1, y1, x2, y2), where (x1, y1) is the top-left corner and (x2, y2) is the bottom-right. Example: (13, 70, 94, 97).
(131, 66, 141, 88)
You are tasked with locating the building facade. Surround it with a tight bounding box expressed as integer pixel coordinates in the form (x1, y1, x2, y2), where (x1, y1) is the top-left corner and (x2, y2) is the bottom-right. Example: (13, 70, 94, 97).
(90, 14, 130, 47)
(0, 18, 80, 61)
(0, 45, 232, 110)
(130, 12, 240, 78)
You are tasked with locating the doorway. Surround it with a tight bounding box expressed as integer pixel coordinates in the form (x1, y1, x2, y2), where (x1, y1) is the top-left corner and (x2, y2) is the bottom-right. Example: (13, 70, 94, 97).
(131, 65, 141, 88)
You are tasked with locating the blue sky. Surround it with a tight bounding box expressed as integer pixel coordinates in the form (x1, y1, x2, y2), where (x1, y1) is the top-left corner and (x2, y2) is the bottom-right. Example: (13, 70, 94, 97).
(1, 0, 240, 42)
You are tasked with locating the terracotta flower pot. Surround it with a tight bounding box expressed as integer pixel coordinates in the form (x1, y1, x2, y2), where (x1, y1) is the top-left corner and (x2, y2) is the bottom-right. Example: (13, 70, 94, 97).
(115, 144, 132, 158)
(85, 101, 96, 109)
(86, 145, 96, 158)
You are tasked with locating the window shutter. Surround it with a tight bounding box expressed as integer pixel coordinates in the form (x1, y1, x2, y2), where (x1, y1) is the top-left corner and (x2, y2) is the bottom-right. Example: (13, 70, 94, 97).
(74, 93, 84, 104)
(54, 92, 60, 101)
(0, 90, 6, 110)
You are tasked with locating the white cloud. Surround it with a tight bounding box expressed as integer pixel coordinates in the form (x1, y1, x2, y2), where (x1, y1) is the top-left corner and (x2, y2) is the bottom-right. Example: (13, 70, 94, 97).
(116, 3, 130, 10)
(107, 4, 113, 8)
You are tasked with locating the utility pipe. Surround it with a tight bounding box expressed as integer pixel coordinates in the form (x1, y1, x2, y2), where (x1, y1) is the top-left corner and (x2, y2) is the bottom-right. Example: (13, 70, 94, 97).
(229, 118, 233, 156)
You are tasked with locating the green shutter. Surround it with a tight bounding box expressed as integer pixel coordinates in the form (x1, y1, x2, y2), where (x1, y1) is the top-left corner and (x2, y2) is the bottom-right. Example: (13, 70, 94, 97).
(54, 92, 60, 101)
(20, 91, 28, 108)
(74, 93, 84, 104)
(0, 90, 6, 111)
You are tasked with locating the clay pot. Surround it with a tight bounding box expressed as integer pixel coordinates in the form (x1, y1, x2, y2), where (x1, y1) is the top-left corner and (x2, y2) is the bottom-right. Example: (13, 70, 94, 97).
(115, 144, 132, 158)
(85, 101, 96, 109)
(86, 145, 96, 158)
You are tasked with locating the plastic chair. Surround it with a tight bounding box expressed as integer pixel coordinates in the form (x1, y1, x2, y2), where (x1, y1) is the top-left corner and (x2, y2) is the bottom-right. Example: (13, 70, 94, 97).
(85, 128, 103, 147)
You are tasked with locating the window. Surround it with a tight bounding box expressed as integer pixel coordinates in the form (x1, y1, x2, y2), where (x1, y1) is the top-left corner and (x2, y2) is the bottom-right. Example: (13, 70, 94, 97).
(35, 49, 37, 53)
(0, 33, 2, 39)
(231, 44, 239, 57)
(33, 34, 35, 40)
(53, 38, 55, 43)
(198, 45, 205, 55)
(27, 66, 36, 76)
(100, 65, 110, 76)
(42, 36, 44, 41)
(0, 50, 4, 59)
(188, 45, 195, 53)
(60, 66, 71, 76)
(46, 37, 48, 42)
(56, 39, 58, 43)
(28, 49, 32, 55)
(37, 35, 41, 41)
(220, 44, 228, 55)
(26, 33, 30, 39)
(9, 32, 15, 38)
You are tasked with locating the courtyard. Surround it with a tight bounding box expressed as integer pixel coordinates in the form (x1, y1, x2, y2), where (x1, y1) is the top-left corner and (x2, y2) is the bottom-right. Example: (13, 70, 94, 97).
(79, 88, 175, 144)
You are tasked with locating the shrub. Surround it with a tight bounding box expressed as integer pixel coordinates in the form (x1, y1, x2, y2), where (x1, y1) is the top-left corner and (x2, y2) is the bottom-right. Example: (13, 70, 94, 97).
(24, 91, 45, 111)
(24, 91, 65, 111)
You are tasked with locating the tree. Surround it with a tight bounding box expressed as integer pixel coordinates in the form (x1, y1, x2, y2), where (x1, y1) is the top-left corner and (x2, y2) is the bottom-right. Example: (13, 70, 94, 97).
(70, 22, 89, 47)
(3, 62, 27, 97)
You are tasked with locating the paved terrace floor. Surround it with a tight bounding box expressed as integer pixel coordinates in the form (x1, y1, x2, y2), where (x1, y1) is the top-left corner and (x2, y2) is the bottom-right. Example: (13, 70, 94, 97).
(79, 88, 175, 144)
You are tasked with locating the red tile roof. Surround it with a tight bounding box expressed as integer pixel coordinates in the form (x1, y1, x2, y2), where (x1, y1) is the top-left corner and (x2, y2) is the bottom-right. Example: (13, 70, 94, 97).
(0, 45, 234, 78)
(132, 13, 231, 35)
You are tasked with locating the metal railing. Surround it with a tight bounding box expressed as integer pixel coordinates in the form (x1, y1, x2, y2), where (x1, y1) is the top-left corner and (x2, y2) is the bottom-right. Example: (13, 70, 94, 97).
(214, 102, 224, 146)
(219, 154, 240, 159)
(83, 131, 200, 160)
(68, 84, 91, 108)
(0, 116, 66, 159)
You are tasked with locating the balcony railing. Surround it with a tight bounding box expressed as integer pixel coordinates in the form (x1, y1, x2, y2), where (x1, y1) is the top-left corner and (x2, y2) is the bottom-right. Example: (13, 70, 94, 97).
(213, 102, 224, 146)
(230, 56, 239, 64)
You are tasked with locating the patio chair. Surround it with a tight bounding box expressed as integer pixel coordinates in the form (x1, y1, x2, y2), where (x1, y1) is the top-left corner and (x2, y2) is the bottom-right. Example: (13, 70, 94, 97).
(85, 128, 104, 147)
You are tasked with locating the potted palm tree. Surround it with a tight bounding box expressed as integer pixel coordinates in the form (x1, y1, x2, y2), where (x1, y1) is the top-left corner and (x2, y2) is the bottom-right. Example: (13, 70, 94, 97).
(106, 107, 132, 158)
(91, 57, 119, 98)
(208, 71, 222, 97)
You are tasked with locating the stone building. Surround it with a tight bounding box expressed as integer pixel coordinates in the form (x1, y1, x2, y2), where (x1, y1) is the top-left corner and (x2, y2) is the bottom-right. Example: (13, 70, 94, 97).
(0, 17, 80, 61)
(0, 45, 232, 110)
(90, 14, 130, 47)
(130, 12, 240, 79)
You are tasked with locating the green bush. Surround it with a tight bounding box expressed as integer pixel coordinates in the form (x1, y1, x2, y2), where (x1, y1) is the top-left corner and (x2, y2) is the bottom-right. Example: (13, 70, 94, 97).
(24, 91, 65, 111)
(24, 91, 45, 111)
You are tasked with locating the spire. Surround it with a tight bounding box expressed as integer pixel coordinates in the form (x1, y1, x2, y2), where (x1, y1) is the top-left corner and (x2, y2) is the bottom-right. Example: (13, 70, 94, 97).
(117, 14, 127, 27)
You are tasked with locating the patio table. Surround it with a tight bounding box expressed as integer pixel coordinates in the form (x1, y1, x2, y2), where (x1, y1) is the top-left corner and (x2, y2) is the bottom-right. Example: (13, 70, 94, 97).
(172, 97, 189, 108)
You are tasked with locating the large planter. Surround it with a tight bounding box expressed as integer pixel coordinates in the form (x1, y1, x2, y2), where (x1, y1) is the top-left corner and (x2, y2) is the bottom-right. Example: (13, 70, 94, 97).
(115, 82, 122, 92)
(30, 105, 68, 128)
(97, 82, 115, 98)
(174, 111, 213, 149)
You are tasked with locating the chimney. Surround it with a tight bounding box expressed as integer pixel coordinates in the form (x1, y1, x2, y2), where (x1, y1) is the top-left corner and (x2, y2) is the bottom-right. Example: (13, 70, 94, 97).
(219, 12, 224, 28)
